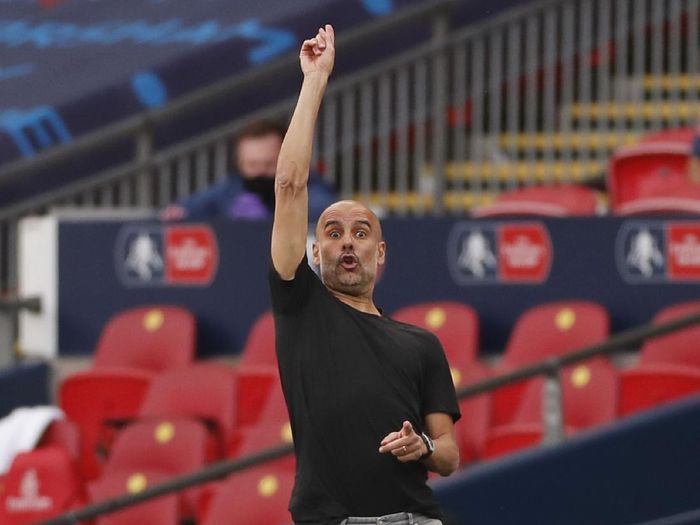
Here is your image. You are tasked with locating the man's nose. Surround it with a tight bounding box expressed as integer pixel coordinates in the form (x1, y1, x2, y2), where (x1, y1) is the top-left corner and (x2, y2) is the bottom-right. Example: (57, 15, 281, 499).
(341, 233, 354, 249)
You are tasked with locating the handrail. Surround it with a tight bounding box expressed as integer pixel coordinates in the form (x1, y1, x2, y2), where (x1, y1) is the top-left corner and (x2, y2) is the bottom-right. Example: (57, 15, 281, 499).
(0, 0, 456, 185)
(455, 308, 700, 399)
(35, 308, 700, 525)
(0, 296, 41, 313)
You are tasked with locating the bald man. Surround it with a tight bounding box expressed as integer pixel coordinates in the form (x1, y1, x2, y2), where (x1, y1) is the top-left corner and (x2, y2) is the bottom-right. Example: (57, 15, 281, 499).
(269, 24, 460, 525)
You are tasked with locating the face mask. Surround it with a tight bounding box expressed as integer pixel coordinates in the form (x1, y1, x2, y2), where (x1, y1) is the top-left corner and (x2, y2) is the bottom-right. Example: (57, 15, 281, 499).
(242, 175, 276, 210)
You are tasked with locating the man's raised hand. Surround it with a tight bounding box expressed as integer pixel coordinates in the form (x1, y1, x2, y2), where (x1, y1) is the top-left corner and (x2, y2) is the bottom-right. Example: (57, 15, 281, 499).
(300, 24, 335, 77)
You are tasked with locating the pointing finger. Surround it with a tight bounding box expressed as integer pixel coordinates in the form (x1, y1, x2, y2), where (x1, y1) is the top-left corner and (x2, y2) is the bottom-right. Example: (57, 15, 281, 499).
(325, 24, 335, 46)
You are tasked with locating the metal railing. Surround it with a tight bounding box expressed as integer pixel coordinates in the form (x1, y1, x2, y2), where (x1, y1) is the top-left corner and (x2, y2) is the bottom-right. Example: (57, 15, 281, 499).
(1, 0, 698, 292)
(36, 308, 700, 525)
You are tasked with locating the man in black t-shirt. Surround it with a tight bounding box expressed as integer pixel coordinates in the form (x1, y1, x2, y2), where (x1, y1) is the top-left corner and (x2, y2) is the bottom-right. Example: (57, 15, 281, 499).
(269, 24, 461, 525)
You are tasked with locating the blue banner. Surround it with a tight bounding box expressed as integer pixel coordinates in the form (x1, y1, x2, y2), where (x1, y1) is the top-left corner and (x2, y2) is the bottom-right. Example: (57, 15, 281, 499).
(56, 216, 700, 357)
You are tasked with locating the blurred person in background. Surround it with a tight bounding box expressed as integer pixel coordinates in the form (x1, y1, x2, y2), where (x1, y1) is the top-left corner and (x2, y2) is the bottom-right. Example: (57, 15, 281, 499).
(161, 119, 336, 220)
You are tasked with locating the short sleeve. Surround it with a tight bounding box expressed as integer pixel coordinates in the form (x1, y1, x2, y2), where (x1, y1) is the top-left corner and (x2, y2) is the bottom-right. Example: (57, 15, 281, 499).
(421, 336, 461, 422)
(269, 254, 315, 314)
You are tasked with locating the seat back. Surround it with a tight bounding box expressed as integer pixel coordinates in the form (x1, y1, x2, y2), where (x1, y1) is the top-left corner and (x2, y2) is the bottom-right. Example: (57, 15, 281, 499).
(454, 364, 492, 463)
(472, 184, 599, 218)
(104, 418, 207, 476)
(37, 419, 81, 459)
(88, 470, 178, 525)
(201, 467, 294, 525)
(391, 301, 479, 387)
(238, 310, 276, 368)
(501, 301, 610, 369)
(640, 301, 700, 368)
(608, 143, 690, 210)
(139, 363, 236, 457)
(0, 446, 84, 525)
(94, 305, 196, 372)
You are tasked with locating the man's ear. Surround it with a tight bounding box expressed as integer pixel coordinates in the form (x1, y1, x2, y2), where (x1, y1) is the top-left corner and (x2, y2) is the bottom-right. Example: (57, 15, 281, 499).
(312, 242, 320, 267)
(377, 241, 386, 266)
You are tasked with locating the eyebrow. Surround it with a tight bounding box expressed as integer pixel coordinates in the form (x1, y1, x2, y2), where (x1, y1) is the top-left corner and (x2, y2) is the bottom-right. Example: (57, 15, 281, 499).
(323, 219, 373, 230)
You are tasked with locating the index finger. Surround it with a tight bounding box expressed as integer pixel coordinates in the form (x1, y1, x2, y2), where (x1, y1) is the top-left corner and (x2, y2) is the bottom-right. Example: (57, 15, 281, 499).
(324, 24, 335, 46)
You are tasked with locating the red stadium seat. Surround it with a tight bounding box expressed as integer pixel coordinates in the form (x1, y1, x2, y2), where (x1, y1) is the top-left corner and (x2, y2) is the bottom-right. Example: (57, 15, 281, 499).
(471, 185, 600, 218)
(482, 358, 618, 459)
(101, 418, 207, 518)
(0, 446, 85, 525)
(235, 310, 280, 429)
(93, 305, 196, 372)
(88, 470, 178, 525)
(235, 365, 279, 429)
(104, 418, 207, 475)
(620, 301, 700, 416)
(230, 378, 290, 456)
(391, 301, 480, 389)
(200, 467, 294, 525)
(639, 126, 695, 144)
(491, 301, 610, 426)
(454, 363, 492, 464)
(139, 363, 236, 460)
(37, 419, 81, 460)
(238, 310, 276, 369)
(608, 142, 700, 215)
(59, 367, 153, 480)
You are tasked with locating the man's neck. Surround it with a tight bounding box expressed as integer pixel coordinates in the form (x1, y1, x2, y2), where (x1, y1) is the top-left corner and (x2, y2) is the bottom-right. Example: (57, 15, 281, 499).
(329, 289, 381, 316)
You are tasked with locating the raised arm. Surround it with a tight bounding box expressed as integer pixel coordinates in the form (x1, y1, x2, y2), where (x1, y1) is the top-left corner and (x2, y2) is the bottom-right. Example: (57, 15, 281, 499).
(271, 25, 335, 280)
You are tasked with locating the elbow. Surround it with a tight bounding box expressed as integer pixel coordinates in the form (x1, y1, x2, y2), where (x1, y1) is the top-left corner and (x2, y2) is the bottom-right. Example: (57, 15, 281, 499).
(275, 167, 307, 198)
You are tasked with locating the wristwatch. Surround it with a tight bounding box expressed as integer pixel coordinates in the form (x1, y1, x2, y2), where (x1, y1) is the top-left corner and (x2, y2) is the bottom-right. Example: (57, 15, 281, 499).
(419, 432, 435, 460)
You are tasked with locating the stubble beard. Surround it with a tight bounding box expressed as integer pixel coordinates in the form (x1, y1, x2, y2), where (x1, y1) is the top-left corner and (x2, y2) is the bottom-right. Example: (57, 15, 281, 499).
(321, 260, 374, 296)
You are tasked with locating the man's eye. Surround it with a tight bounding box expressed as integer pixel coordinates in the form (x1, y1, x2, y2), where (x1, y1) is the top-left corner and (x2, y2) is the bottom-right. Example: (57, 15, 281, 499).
(330, 231, 340, 239)
(356, 231, 367, 238)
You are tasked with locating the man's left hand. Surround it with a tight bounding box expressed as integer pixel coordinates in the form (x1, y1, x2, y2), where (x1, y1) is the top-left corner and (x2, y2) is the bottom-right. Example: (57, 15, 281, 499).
(378, 421, 426, 462)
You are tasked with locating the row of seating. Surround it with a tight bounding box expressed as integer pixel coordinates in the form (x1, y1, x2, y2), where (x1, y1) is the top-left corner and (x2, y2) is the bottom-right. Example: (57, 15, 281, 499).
(1, 299, 699, 524)
(473, 127, 700, 217)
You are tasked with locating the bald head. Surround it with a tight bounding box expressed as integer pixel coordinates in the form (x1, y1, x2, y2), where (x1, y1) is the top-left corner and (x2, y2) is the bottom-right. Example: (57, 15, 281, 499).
(315, 200, 383, 240)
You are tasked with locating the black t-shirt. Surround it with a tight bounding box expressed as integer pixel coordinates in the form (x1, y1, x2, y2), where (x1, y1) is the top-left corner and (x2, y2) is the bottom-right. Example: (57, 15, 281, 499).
(269, 256, 461, 524)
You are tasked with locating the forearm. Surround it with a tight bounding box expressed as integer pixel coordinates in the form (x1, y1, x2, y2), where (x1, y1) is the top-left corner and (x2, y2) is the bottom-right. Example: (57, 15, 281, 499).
(421, 433, 460, 477)
(275, 72, 329, 190)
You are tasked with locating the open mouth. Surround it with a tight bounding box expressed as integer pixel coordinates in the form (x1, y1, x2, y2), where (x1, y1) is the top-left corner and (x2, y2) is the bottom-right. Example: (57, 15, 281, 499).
(340, 253, 358, 270)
